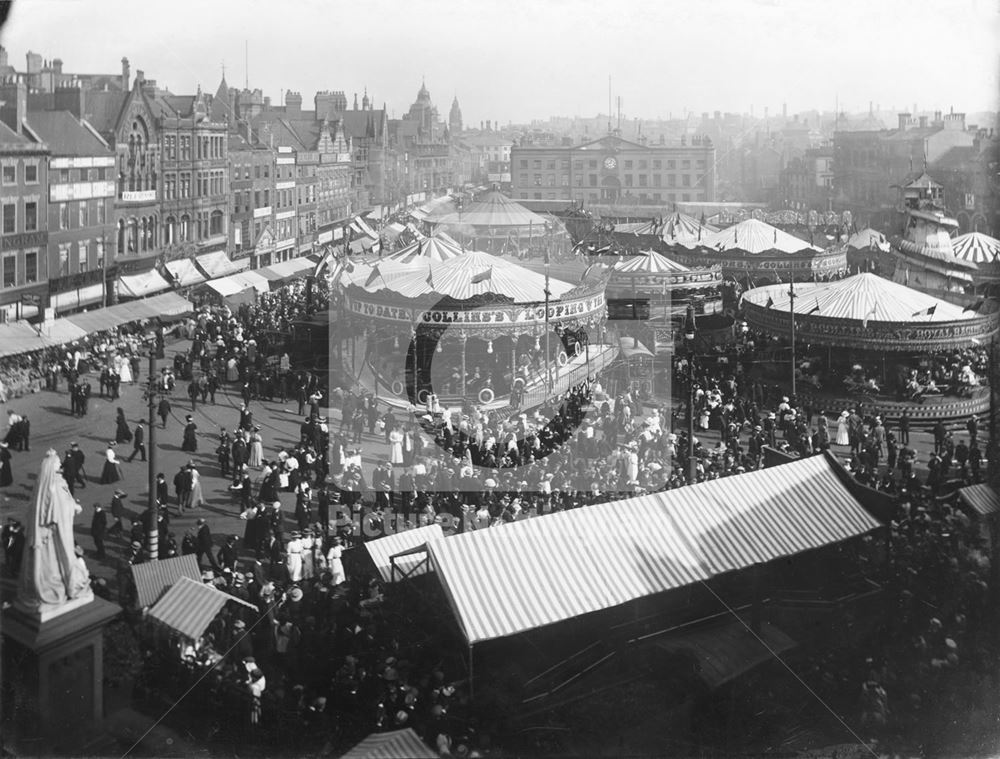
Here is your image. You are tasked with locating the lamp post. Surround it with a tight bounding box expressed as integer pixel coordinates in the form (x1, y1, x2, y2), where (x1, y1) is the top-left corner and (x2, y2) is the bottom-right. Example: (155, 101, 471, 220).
(144, 343, 158, 561)
(684, 304, 697, 484)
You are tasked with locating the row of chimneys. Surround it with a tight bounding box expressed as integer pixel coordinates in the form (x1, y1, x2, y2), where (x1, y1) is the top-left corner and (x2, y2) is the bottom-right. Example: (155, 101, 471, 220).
(897, 107, 966, 131)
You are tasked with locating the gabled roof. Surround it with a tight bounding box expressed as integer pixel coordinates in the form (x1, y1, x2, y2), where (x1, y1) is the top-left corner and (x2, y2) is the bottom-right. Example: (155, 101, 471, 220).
(82, 89, 127, 137)
(209, 76, 231, 123)
(0, 120, 35, 147)
(340, 109, 386, 141)
(905, 171, 942, 189)
(26, 110, 111, 156)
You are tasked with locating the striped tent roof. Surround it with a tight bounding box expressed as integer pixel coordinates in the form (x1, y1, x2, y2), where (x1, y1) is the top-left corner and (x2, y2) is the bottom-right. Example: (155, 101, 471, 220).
(341, 729, 437, 759)
(344, 249, 576, 303)
(147, 577, 257, 640)
(661, 211, 717, 244)
(130, 554, 201, 609)
(958, 483, 1000, 517)
(742, 272, 975, 324)
(383, 236, 466, 264)
(612, 249, 695, 275)
(427, 454, 882, 644)
(951, 232, 1000, 266)
(696, 218, 822, 254)
(432, 190, 549, 229)
(364, 524, 445, 582)
(847, 228, 890, 252)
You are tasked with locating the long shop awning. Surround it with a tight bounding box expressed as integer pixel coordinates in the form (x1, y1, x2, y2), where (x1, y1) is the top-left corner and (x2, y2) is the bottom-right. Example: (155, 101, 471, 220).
(117, 270, 172, 300)
(51, 283, 104, 313)
(341, 729, 437, 759)
(164, 258, 207, 287)
(37, 318, 89, 346)
(427, 454, 883, 644)
(0, 321, 49, 357)
(256, 256, 313, 288)
(202, 271, 270, 298)
(194, 251, 244, 279)
(65, 292, 194, 334)
(147, 576, 257, 641)
(364, 524, 444, 583)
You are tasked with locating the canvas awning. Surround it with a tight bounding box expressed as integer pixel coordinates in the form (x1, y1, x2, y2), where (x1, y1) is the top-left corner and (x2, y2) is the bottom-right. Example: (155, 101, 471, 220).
(0, 321, 49, 357)
(117, 270, 172, 299)
(203, 271, 270, 298)
(341, 728, 437, 759)
(958, 483, 1000, 517)
(51, 283, 104, 312)
(653, 618, 796, 690)
(164, 258, 207, 287)
(36, 318, 89, 346)
(64, 292, 194, 334)
(147, 576, 257, 640)
(427, 455, 882, 644)
(256, 256, 312, 287)
(364, 524, 444, 583)
(195, 251, 243, 279)
(131, 554, 201, 609)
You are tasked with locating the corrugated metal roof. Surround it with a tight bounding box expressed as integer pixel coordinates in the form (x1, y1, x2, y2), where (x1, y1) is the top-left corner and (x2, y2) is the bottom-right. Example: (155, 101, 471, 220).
(952, 232, 1000, 266)
(958, 483, 1000, 517)
(148, 576, 256, 640)
(433, 191, 550, 229)
(427, 455, 882, 644)
(364, 524, 445, 582)
(341, 728, 437, 759)
(344, 250, 576, 303)
(131, 554, 201, 608)
(699, 218, 822, 255)
(742, 272, 975, 324)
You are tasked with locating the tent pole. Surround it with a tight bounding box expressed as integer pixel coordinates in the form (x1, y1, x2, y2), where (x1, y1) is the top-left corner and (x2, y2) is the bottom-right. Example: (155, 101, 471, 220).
(468, 643, 474, 700)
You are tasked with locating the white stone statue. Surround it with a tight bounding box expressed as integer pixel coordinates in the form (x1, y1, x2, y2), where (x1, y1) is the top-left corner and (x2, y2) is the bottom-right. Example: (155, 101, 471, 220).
(17, 449, 93, 618)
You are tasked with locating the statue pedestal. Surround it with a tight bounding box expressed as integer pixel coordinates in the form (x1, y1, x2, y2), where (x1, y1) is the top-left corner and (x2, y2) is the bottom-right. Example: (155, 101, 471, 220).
(2, 595, 120, 754)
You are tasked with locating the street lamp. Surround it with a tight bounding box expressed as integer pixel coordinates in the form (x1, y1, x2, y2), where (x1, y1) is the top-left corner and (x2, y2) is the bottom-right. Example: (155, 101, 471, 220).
(684, 304, 697, 484)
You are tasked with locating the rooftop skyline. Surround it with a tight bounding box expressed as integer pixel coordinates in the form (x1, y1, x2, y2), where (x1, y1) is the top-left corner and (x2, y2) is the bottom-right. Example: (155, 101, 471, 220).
(0, 0, 997, 126)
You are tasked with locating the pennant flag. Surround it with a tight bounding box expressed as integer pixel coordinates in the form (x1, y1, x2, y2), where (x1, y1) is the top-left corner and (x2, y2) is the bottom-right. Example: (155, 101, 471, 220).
(862, 304, 877, 329)
(426, 265, 435, 290)
(364, 264, 382, 288)
(806, 299, 820, 315)
(765, 295, 774, 308)
(471, 266, 493, 284)
(911, 304, 937, 317)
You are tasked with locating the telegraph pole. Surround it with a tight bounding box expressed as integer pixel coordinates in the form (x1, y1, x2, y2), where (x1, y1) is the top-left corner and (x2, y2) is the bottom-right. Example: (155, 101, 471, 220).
(685, 305, 697, 484)
(789, 280, 797, 398)
(145, 348, 158, 561)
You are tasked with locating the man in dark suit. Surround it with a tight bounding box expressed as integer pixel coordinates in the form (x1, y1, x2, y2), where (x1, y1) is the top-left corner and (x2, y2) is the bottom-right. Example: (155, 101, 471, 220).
(91, 503, 108, 559)
(195, 518, 219, 571)
(155, 472, 169, 506)
(232, 434, 248, 474)
(218, 535, 239, 572)
(157, 397, 171, 428)
(239, 404, 253, 432)
(62, 442, 86, 493)
(127, 421, 146, 462)
(174, 465, 193, 515)
(2, 517, 24, 576)
(108, 489, 127, 537)
(79, 380, 92, 416)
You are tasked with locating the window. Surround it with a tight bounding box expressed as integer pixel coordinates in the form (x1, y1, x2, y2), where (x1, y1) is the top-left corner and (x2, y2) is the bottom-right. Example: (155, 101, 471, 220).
(532, 160, 541, 169)
(682, 193, 691, 202)
(653, 159, 662, 170)
(180, 136, 191, 161)
(59, 243, 70, 276)
(254, 190, 260, 208)
(24, 250, 37, 282)
(24, 201, 37, 231)
(588, 160, 597, 169)
(653, 174, 661, 187)
(1, 254, 14, 287)
(164, 135, 176, 160)
(24, 164, 37, 183)
(573, 161, 583, 170)
(667, 174, 676, 188)
(682, 174, 691, 187)
(97, 197, 106, 224)
(546, 161, 555, 170)
(696, 160, 706, 169)
(95, 238, 104, 269)
(2, 202, 15, 233)
(639, 174, 648, 187)
(533, 174, 541, 186)
(210, 210, 224, 236)
(624, 174, 633, 187)
(588, 174, 597, 187)
(79, 201, 89, 227)
(59, 168, 70, 182)
(638, 160, 647, 170)
(263, 189, 269, 206)
(263, 164, 270, 178)
(77, 240, 89, 272)
(624, 160, 633, 170)
(682, 160, 690, 170)
(667, 160, 675, 170)
(180, 173, 191, 198)
(59, 202, 69, 230)
(1, 164, 14, 184)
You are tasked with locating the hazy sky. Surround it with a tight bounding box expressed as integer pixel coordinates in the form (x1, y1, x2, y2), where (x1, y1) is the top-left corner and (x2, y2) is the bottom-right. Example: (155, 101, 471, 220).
(1, 0, 998, 125)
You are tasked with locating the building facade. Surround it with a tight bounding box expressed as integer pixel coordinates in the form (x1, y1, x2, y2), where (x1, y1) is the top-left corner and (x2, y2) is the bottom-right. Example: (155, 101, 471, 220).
(228, 130, 276, 266)
(778, 146, 834, 211)
(510, 133, 716, 206)
(0, 119, 48, 321)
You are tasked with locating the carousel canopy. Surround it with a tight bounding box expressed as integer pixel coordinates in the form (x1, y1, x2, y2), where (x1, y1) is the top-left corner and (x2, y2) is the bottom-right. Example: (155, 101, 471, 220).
(609, 249, 722, 291)
(847, 228, 890, 252)
(383, 235, 467, 263)
(952, 232, 1000, 267)
(696, 218, 823, 254)
(662, 211, 717, 243)
(613, 249, 699, 275)
(432, 190, 550, 230)
(743, 272, 975, 323)
(344, 248, 576, 303)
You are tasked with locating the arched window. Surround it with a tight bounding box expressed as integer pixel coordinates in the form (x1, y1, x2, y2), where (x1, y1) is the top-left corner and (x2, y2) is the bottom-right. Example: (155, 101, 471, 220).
(210, 209, 224, 237)
(127, 218, 138, 254)
(164, 216, 176, 246)
(117, 218, 126, 257)
(179, 214, 190, 242)
(148, 216, 157, 249)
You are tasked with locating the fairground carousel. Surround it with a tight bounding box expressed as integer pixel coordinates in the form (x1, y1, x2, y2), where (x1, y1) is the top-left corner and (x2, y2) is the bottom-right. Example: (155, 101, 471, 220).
(667, 217, 847, 284)
(606, 248, 726, 323)
(336, 247, 612, 409)
(951, 232, 1000, 296)
(741, 272, 1000, 420)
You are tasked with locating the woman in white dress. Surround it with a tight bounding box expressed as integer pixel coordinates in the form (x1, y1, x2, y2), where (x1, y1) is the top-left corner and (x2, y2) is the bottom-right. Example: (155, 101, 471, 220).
(286, 534, 304, 583)
(836, 410, 850, 446)
(226, 357, 239, 383)
(326, 536, 345, 586)
(100, 442, 123, 484)
(388, 426, 404, 466)
(248, 429, 263, 468)
(189, 465, 205, 508)
(117, 354, 133, 384)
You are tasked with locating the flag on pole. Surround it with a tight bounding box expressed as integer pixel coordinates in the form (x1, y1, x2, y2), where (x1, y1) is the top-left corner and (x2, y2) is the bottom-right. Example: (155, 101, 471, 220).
(426, 264, 435, 290)
(471, 266, 493, 284)
(911, 304, 937, 317)
(765, 295, 774, 308)
(862, 304, 877, 328)
(364, 264, 382, 288)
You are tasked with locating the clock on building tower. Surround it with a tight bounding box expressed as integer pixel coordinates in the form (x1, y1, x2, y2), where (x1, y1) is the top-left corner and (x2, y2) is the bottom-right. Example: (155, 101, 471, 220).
(603, 156, 617, 170)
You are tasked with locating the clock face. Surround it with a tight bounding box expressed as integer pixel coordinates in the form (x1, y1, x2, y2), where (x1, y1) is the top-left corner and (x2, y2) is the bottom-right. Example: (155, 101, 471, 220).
(603, 156, 617, 170)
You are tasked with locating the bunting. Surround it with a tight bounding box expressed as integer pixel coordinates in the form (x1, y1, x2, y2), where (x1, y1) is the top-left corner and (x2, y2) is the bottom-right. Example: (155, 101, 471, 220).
(911, 304, 937, 317)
